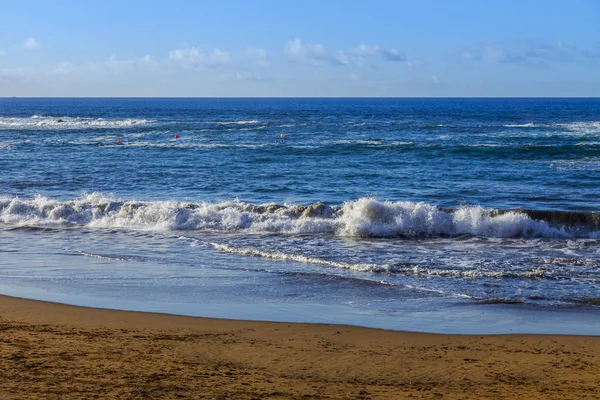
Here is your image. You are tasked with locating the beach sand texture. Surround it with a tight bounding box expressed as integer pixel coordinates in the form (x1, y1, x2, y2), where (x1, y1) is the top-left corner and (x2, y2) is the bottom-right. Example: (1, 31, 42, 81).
(0, 295, 598, 399)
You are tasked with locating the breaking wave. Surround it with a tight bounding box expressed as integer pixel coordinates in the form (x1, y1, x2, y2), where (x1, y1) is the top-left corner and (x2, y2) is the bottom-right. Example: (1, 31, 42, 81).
(217, 120, 260, 125)
(0, 115, 155, 129)
(504, 123, 538, 128)
(503, 121, 600, 134)
(1, 194, 599, 239)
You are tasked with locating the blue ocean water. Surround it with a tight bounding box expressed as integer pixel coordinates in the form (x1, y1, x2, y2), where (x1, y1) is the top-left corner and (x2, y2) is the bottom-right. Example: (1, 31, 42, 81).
(1, 98, 599, 334)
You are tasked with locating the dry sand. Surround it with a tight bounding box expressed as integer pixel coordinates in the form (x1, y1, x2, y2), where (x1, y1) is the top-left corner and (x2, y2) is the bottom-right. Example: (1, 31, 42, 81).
(0, 294, 598, 399)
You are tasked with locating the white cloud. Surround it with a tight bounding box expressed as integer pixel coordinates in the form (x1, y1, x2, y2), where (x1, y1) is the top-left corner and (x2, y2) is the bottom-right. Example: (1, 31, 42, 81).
(336, 44, 406, 66)
(23, 37, 41, 50)
(140, 55, 153, 64)
(235, 71, 270, 81)
(53, 62, 75, 76)
(246, 47, 269, 66)
(0, 57, 144, 83)
(335, 44, 377, 66)
(0, 65, 65, 83)
(284, 39, 328, 65)
(1, 39, 413, 94)
(103, 54, 136, 73)
(285, 39, 407, 67)
(219, 71, 272, 82)
(461, 41, 600, 68)
(380, 48, 406, 62)
(1, 46, 235, 85)
(0, 67, 30, 80)
(82, 54, 161, 76)
(168, 47, 229, 68)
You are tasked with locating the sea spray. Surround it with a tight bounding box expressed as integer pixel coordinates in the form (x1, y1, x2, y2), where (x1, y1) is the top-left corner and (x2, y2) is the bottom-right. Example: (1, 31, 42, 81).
(0, 194, 592, 238)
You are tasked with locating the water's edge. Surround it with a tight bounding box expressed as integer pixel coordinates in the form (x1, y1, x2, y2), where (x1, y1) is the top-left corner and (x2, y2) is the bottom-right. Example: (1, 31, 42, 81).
(1, 283, 598, 335)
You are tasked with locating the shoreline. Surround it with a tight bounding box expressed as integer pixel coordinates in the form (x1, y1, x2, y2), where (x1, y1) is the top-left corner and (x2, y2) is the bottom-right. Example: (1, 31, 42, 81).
(1, 294, 599, 399)
(2, 281, 600, 336)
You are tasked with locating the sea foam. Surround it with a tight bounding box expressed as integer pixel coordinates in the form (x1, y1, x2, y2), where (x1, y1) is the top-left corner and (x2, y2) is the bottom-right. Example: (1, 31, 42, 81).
(207, 242, 570, 279)
(503, 121, 600, 135)
(0, 115, 154, 130)
(0, 194, 596, 239)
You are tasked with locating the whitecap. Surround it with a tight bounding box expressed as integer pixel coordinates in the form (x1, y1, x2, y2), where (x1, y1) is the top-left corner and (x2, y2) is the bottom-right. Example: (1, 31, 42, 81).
(0, 194, 591, 239)
(0, 115, 155, 130)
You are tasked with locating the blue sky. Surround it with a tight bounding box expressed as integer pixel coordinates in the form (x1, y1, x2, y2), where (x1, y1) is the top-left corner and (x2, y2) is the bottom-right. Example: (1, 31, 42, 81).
(1, 0, 599, 96)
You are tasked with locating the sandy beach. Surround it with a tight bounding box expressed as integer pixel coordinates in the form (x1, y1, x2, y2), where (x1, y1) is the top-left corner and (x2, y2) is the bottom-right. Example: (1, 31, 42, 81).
(0, 295, 597, 399)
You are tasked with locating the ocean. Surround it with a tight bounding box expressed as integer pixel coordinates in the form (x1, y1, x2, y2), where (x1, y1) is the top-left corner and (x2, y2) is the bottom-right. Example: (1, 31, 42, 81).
(1, 97, 599, 334)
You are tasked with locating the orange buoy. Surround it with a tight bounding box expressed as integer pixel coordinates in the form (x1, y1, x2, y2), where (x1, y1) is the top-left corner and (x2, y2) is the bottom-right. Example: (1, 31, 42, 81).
(174, 135, 180, 139)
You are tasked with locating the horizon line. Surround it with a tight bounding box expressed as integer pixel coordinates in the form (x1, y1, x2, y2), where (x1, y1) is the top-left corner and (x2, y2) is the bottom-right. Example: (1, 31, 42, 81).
(1, 96, 599, 99)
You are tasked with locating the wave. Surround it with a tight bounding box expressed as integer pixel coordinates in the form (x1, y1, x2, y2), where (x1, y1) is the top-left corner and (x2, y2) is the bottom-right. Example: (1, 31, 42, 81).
(217, 120, 260, 125)
(207, 242, 582, 280)
(334, 140, 382, 145)
(102, 141, 274, 149)
(71, 250, 141, 262)
(1, 194, 599, 239)
(208, 242, 385, 272)
(0, 115, 155, 129)
(561, 121, 600, 134)
(503, 121, 600, 134)
(504, 123, 538, 128)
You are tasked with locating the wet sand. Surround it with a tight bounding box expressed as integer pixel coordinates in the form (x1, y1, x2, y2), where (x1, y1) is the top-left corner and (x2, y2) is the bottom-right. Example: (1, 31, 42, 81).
(0, 294, 598, 399)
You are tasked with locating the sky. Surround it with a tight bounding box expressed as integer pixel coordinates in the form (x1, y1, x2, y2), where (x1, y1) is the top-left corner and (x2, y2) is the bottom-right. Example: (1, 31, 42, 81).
(0, 0, 599, 97)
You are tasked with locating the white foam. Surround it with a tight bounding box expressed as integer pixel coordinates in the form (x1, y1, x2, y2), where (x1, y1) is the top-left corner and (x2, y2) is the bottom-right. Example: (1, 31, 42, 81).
(504, 121, 600, 135)
(504, 123, 537, 128)
(72, 250, 137, 261)
(560, 121, 600, 134)
(334, 140, 382, 145)
(0, 115, 155, 130)
(0, 194, 590, 238)
(575, 142, 600, 146)
(549, 158, 600, 172)
(208, 242, 386, 272)
(217, 120, 260, 125)
(107, 141, 229, 148)
(337, 199, 571, 238)
(208, 242, 556, 278)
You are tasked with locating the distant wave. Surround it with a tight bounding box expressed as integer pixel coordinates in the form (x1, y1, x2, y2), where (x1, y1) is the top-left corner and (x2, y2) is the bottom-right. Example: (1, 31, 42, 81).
(1, 194, 599, 239)
(561, 121, 600, 133)
(334, 139, 382, 145)
(504, 123, 538, 128)
(217, 120, 260, 125)
(503, 121, 600, 134)
(0, 115, 155, 129)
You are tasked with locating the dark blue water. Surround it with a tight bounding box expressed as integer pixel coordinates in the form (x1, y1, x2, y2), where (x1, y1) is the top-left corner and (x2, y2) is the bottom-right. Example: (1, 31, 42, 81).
(2, 97, 599, 208)
(1, 98, 599, 334)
